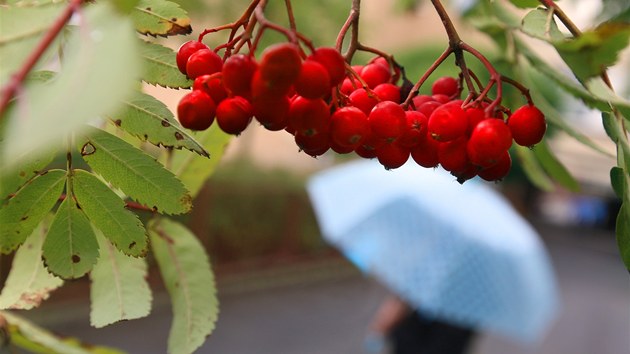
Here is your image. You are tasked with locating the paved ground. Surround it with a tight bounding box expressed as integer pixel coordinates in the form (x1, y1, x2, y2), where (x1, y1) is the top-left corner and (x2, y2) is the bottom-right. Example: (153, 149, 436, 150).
(24, 220, 630, 354)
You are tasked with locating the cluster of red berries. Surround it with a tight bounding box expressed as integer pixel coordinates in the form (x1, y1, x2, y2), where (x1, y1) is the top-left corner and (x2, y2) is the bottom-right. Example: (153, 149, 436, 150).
(175, 40, 546, 182)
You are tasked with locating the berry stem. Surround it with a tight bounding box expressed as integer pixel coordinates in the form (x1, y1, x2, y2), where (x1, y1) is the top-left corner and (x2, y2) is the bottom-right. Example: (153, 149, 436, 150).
(336, 0, 362, 62)
(0, 0, 84, 119)
(401, 46, 452, 108)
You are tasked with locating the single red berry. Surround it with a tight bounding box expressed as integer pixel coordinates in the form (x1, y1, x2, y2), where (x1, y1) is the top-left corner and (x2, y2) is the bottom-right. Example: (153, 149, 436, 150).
(467, 118, 513, 167)
(309, 47, 347, 86)
(507, 105, 546, 147)
(368, 101, 406, 141)
(349, 88, 379, 115)
(252, 93, 291, 131)
(186, 49, 223, 80)
(215, 96, 253, 135)
(438, 136, 470, 174)
(416, 100, 442, 118)
(288, 96, 330, 136)
(295, 60, 331, 99)
(177, 90, 216, 131)
(432, 94, 451, 104)
(428, 101, 467, 142)
(398, 110, 428, 148)
(193, 75, 228, 104)
(259, 43, 302, 90)
(465, 107, 486, 136)
(329, 139, 356, 154)
(355, 130, 386, 159)
(376, 142, 410, 170)
(361, 63, 391, 89)
(176, 40, 209, 75)
(431, 76, 458, 97)
(410, 134, 440, 168)
(329, 106, 370, 149)
(295, 132, 330, 157)
(478, 150, 512, 181)
(222, 54, 258, 97)
(412, 95, 435, 108)
(373, 83, 401, 103)
(341, 77, 358, 95)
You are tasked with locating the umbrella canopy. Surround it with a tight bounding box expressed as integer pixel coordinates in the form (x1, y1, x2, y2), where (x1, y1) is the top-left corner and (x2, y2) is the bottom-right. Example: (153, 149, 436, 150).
(307, 159, 559, 344)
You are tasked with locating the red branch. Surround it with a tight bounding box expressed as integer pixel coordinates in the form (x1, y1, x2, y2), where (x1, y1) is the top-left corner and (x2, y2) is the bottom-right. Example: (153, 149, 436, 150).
(0, 0, 84, 119)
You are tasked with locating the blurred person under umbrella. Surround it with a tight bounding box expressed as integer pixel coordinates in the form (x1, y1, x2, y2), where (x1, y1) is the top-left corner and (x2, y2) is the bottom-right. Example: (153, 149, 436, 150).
(306, 159, 559, 353)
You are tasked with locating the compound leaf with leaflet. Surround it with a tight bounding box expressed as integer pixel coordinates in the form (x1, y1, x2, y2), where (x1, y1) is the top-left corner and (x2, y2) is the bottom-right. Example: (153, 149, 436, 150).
(111, 91, 208, 156)
(90, 230, 152, 328)
(149, 218, 218, 354)
(42, 198, 99, 279)
(0, 169, 66, 254)
(0, 215, 63, 310)
(73, 169, 148, 257)
(139, 40, 193, 88)
(78, 127, 192, 215)
(132, 0, 192, 37)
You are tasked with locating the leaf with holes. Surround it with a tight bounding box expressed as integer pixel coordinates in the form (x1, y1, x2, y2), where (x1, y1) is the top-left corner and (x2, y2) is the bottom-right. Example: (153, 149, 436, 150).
(42, 198, 99, 279)
(78, 127, 192, 215)
(0, 215, 63, 310)
(90, 230, 152, 328)
(0, 169, 66, 254)
(171, 125, 232, 197)
(139, 40, 193, 88)
(149, 218, 218, 354)
(110, 91, 208, 156)
(132, 0, 191, 37)
(72, 169, 148, 257)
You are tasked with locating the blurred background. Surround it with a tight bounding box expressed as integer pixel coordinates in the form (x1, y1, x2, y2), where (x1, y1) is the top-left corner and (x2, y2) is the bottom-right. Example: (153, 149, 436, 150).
(9, 0, 630, 353)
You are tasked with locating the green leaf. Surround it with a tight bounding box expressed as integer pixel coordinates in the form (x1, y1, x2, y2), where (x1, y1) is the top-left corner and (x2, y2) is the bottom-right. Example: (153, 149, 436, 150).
(0, 147, 57, 200)
(72, 169, 148, 257)
(0, 215, 63, 310)
(532, 141, 580, 192)
(602, 111, 623, 142)
(139, 40, 193, 88)
(90, 230, 152, 328)
(514, 145, 555, 191)
(110, 91, 208, 156)
(553, 23, 630, 81)
(148, 218, 218, 354)
(509, 0, 542, 8)
(610, 166, 627, 199)
(171, 125, 232, 197)
(0, 169, 66, 254)
(586, 78, 630, 118)
(131, 0, 192, 37)
(3, 311, 126, 354)
(42, 197, 99, 279)
(78, 127, 192, 215)
(0, 5, 64, 85)
(521, 8, 565, 41)
(2, 3, 142, 169)
(111, 0, 140, 14)
(616, 202, 630, 269)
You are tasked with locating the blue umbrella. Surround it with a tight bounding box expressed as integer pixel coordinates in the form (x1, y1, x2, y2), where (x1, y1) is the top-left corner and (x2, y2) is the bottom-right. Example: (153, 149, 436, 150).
(307, 159, 559, 344)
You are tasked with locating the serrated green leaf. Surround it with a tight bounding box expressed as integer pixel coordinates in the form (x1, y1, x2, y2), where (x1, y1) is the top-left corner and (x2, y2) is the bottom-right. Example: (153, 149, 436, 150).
(78, 127, 192, 215)
(3, 311, 125, 354)
(73, 169, 148, 257)
(2, 3, 141, 169)
(90, 230, 152, 328)
(139, 40, 193, 88)
(0, 215, 63, 310)
(0, 169, 65, 254)
(0, 5, 64, 85)
(149, 218, 218, 354)
(171, 124, 232, 197)
(521, 8, 565, 41)
(553, 23, 630, 81)
(131, 0, 192, 36)
(514, 145, 555, 191)
(0, 147, 57, 200)
(616, 202, 630, 269)
(532, 141, 580, 192)
(610, 167, 627, 199)
(42, 198, 99, 279)
(110, 91, 208, 156)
